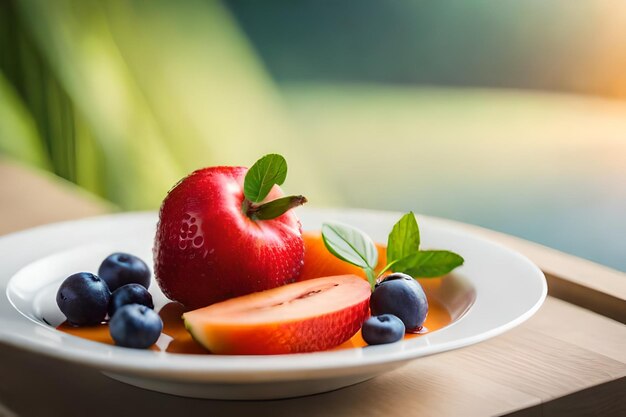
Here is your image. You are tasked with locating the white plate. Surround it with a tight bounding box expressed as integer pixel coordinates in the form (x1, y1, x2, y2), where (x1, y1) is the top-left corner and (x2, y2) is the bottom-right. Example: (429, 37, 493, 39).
(0, 208, 546, 399)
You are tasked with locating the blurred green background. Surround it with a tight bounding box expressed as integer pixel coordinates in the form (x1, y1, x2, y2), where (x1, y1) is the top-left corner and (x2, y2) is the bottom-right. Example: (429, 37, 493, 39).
(1, 0, 625, 271)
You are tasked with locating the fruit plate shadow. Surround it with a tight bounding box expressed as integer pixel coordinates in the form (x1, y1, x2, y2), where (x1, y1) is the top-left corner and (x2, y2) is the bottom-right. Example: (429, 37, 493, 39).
(0, 208, 546, 400)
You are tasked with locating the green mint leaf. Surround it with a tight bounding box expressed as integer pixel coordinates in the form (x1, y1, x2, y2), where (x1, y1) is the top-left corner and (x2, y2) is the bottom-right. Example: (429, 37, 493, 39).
(321, 222, 378, 270)
(244, 154, 288, 203)
(395, 250, 464, 278)
(387, 212, 420, 264)
(364, 267, 377, 291)
(248, 195, 307, 220)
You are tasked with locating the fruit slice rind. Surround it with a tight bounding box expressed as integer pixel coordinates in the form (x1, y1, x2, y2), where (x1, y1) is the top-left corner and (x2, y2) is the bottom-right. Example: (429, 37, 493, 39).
(183, 275, 371, 355)
(184, 302, 370, 355)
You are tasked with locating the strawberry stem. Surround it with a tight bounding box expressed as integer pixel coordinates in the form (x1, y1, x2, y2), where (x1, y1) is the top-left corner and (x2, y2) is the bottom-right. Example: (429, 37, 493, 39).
(245, 195, 307, 221)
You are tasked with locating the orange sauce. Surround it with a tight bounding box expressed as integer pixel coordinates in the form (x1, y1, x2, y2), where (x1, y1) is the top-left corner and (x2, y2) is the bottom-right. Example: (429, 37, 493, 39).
(57, 232, 452, 353)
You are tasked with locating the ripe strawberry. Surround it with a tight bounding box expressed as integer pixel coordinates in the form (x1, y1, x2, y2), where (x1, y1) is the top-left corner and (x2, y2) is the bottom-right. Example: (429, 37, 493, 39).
(154, 156, 306, 309)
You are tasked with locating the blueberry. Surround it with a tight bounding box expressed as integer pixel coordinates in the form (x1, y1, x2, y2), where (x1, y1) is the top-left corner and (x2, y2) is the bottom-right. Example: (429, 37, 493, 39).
(109, 283, 154, 317)
(370, 273, 429, 332)
(56, 272, 111, 326)
(362, 314, 405, 345)
(98, 253, 151, 292)
(109, 304, 163, 349)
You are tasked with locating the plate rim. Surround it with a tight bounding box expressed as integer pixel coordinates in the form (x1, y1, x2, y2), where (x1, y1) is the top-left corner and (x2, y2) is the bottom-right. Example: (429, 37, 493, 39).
(0, 208, 547, 381)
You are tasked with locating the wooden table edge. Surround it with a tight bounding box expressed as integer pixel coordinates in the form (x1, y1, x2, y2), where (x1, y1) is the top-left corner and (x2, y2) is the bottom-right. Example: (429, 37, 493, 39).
(451, 221, 626, 323)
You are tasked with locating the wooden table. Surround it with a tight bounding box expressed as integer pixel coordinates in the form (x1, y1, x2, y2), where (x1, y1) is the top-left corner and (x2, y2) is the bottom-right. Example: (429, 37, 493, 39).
(1, 159, 624, 417)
